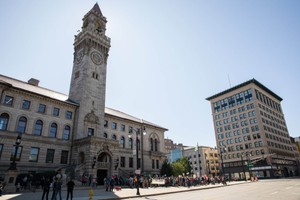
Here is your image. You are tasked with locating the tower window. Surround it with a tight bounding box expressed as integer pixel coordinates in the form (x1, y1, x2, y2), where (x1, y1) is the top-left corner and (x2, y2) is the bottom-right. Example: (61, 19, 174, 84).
(75, 71, 79, 79)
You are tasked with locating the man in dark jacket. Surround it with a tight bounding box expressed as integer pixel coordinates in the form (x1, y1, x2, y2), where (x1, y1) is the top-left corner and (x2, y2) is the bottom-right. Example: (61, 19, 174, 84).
(41, 178, 51, 200)
(66, 179, 75, 200)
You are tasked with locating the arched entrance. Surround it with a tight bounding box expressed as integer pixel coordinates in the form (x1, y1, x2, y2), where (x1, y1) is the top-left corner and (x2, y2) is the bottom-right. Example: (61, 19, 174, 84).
(96, 152, 111, 185)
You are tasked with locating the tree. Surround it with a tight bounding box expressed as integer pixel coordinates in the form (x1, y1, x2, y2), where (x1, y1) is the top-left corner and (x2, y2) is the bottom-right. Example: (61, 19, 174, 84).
(170, 157, 192, 176)
(160, 160, 172, 176)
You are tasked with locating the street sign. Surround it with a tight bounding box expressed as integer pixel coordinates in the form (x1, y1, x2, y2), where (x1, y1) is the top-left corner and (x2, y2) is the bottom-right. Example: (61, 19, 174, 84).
(248, 164, 254, 167)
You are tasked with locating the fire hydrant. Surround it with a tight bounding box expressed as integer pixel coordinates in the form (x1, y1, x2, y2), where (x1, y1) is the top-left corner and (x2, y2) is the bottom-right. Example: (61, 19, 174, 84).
(89, 187, 94, 200)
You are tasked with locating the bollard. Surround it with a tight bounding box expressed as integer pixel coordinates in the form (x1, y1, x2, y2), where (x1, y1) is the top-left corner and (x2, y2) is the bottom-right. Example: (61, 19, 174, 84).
(89, 187, 94, 200)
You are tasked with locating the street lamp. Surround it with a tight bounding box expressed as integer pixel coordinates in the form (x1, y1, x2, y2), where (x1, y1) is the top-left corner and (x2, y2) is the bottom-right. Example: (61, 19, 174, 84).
(8, 135, 22, 170)
(129, 127, 146, 195)
(92, 156, 96, 169)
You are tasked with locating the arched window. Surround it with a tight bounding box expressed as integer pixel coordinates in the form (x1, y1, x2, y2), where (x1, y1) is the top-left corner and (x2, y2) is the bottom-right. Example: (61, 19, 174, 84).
(150, 138, 154, 151)
(154, 139, 158, 151)
(0, 113, 9, 130)
(49, 123, 57, 138)
(34, 120, 43, 136)
(129, 138, 133, 149)
(120, 136, 125, 148)
(137, 139, 140, 150)
(112, 134, 116, 140)
(63, 125, 71, 140)
(17, 116, 27, 133)
(103, 132, 107, 138)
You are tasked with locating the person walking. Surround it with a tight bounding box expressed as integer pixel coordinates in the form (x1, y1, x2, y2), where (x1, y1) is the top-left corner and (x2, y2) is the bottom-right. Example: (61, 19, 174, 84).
(66, 179, 75, 200)
(41, 178, 51, 200)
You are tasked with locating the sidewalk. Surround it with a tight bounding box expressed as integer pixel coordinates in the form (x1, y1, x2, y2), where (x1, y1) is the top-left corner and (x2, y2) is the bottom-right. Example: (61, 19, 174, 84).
(90, 181, 247, 200)
(0, 181, 248, 200)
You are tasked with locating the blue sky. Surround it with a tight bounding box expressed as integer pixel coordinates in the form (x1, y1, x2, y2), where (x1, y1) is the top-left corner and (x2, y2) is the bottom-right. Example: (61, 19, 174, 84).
(1, 0, 299, 147)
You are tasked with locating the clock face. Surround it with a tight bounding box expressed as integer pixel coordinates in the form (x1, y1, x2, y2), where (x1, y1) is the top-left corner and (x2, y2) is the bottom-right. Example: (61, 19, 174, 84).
(75, 49, 84, 64)
(91, 51, 103, 65)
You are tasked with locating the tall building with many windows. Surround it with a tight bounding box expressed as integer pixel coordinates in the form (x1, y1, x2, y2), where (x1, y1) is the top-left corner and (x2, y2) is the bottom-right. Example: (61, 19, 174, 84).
(206, 79, 298, 179)
(0, 3, 167, 186)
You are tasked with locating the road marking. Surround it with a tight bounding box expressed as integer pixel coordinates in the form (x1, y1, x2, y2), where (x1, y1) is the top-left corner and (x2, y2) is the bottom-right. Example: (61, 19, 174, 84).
(286, 186, 292, 190)
(271, 191, 278, 195)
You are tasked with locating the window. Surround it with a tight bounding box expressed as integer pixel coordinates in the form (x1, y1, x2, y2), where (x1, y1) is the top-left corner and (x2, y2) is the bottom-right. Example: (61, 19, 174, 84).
(120, 136, 125, 148)
(22, 100, 31, 109)
(64, 125, 71, 140)
(0, 144, 3, 158)
(150, 138, 154, 151)
(66, 111, 72, 120)
(103, 132, 107, 138)
(120, 156, 125, 168)
(137, 139, 140, 150)
(112, 122, 117, 129)
(29, 147, 39, 162)
(154, 139, 158, 151)
(88, 128, 94, 136)
(152, 159, 155, 169)
(104, 120, 108, 128)
(4, 95, 14, 106)
(10, 145, 22, 161)
(53, 107, 60, 116)
(49, 123, 57, 138)
(129, 138, 133, 149)
(112, 134, 116, 140)
(34, 120, 43, 136)
(60, 150, 69, 164)
(38, 104, 46, 113)
(129, 157, 133, 168)
(17, 117, 27, 133)
(0, 113, 9, 130)
(129, 126, 133, 133)
(121, 124, 125, 132)
(46, 149, 55, 163)
(156, 160, 159, 169)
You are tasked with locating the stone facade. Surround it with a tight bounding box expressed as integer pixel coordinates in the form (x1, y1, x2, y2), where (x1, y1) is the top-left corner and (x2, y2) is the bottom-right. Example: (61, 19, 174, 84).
(0, 3, 167, 185)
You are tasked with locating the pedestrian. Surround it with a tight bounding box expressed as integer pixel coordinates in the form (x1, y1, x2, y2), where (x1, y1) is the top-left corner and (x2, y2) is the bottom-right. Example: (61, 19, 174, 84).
(104, 177, 109, 191)
(41, 178, 51, 200)
(66, 179, 75, 200)
(109, 176, 115, 192)
(52, 178, 62, 200)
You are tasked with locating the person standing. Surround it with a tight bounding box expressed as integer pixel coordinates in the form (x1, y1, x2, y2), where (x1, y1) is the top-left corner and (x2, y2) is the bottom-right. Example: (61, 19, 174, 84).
(52, 178, 62, 200)
(66, 179, 75, 200)
(109, 176, 115, 192)
(41, 178, 50, 200)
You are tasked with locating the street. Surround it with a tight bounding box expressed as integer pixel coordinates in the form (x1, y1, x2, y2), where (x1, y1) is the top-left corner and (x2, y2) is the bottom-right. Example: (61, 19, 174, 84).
(127, 179, 300, 200)
(1, 178, 299, 200)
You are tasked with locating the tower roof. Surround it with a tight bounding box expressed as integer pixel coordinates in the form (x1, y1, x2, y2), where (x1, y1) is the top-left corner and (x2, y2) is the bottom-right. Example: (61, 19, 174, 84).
(206, 78, 283, 101)
(91, 3, 102, 16)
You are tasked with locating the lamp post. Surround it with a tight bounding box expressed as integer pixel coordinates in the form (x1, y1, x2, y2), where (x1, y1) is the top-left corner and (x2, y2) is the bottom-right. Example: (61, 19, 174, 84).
(129, 127, 146, 196)
(92, 156, 96, 169)
(8, 135, 22, 170)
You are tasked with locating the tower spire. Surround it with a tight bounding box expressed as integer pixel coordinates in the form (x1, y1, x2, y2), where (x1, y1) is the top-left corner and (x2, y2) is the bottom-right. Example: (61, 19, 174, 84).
(91, 3, 102, 16)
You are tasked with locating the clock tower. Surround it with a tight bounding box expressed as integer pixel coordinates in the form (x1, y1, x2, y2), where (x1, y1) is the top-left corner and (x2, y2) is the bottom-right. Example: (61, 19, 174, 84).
(69, 3, 110, 139)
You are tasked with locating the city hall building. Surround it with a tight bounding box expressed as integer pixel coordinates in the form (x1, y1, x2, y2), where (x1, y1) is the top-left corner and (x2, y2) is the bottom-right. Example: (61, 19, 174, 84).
(206, 79, 298, 179)
(0, 4, 167, 185)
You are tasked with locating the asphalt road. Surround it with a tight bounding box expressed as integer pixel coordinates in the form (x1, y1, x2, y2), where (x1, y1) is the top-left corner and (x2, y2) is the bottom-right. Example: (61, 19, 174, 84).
(126, 179, 300, 200)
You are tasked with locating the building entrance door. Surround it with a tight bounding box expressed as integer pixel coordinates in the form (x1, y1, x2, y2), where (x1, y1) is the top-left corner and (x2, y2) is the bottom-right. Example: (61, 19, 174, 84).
(97, 169, 107, 185)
